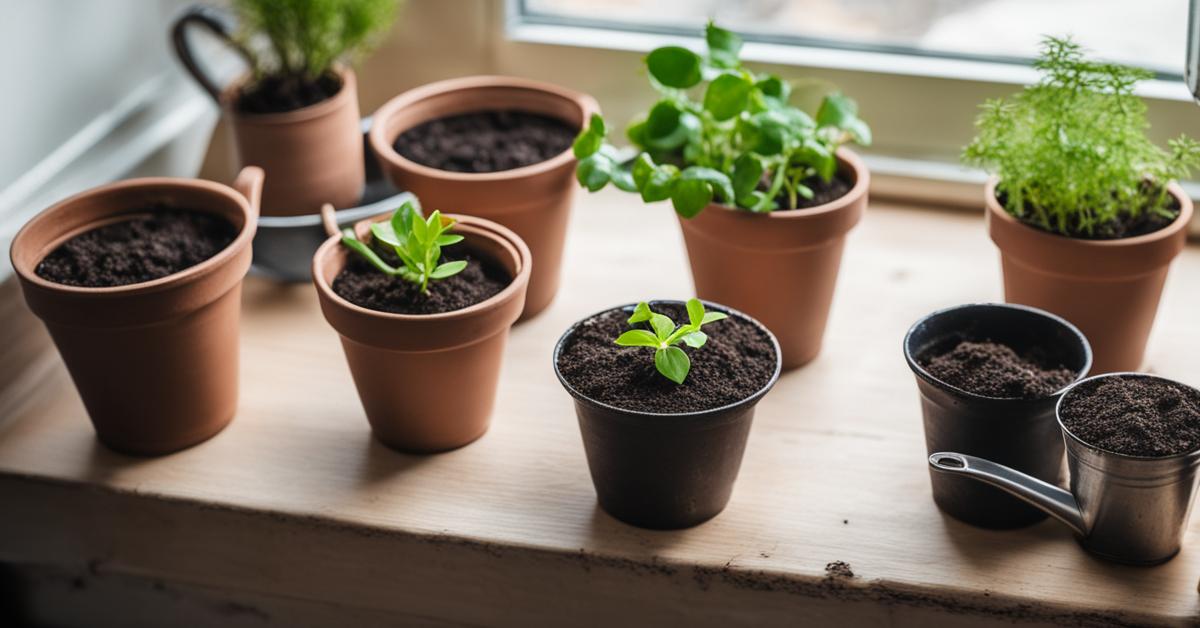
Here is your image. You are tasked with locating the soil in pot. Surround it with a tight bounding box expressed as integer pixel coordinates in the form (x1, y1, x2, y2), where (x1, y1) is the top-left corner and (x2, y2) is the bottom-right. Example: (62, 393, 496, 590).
(920, 339, 1075, 399)
(998, 187, 1180, 240)
(35, 209, 237, 288)
(237, 71, 343, 114)
(783, 174, 852, 210)
(394, 110, 577, 173)
(1060, 376, 1200, 457)
(332, 248, 511, 315)
(556, 303, 776, 413)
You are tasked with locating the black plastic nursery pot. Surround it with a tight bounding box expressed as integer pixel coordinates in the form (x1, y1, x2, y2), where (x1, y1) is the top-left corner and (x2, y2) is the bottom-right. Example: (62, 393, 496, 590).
(553, 301, 782, 530)
(903, 303, 1093, 528)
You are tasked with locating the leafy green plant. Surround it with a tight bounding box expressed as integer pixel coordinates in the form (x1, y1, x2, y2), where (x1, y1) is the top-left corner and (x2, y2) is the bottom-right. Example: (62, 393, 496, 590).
(963, 36, 1200, 238)
(232, 0, 397, 106)
(340, 201, 467, 293)
(615, 299, 728, 384)
(573, 22, 870, 218)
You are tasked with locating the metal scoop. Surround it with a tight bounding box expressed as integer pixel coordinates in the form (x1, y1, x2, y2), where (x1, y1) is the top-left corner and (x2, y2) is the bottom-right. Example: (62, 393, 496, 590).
(929, 372, 1200, 565)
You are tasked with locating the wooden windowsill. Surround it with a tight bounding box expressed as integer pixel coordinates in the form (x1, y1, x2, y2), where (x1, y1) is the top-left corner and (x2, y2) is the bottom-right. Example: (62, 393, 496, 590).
(2, 190, 1198, 626)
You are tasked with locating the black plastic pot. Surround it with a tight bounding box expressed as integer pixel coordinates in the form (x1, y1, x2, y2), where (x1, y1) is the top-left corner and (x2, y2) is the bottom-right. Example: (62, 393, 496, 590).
(903, 303, 1092, 528)
(553, 301, 782, 530)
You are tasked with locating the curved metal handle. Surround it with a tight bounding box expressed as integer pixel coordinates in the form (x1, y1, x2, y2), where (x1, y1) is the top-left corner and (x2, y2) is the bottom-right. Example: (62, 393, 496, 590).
(170, 4, 254, 102)
(928, 452, 1087, 536)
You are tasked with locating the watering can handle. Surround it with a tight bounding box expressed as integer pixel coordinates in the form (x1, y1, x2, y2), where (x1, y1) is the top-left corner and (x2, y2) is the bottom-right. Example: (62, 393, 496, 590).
(928, 452, 1087, 536)
(170, 4, 254, 103)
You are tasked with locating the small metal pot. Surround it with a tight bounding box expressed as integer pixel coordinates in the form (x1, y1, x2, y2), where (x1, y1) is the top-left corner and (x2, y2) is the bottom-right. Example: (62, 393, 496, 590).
(904, 303, 1092, 528)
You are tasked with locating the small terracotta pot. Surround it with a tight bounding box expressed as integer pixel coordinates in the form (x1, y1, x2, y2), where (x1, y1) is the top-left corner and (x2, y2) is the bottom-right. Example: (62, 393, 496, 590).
(312, 207, 531, 453)
(9, 167, 264, 455)
(553, 302, 782, 529)
(677, 149, 868, 370)
(368, 76, 598, 320)
(172, 8, 364, 216)
(986, 179, 1193, 374)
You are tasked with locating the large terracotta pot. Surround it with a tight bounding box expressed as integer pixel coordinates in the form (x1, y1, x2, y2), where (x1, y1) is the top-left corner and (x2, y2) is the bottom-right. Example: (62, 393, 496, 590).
(368, 76, 597, 320)
(676, 149, 869, 370)
(986, 178, 1193, 374)
(172, 8, 364, 216)
(312, 207, 531, 453)
(9, 167, 264, 455)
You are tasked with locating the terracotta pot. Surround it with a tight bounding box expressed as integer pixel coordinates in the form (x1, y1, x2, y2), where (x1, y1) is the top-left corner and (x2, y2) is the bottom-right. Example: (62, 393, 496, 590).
(368, 76, 598, 320)
(9, 167, 264, 455)
(312, 207, 531, 453)
(553, 301, 782, 529)
(172, 7, 364, 216)
(986, 178, 1193, 374)
(677, 149, 868, 370)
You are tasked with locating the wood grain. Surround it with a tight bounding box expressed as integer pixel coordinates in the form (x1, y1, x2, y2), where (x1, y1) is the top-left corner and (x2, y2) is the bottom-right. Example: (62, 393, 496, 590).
(1, 190, 1198, 626)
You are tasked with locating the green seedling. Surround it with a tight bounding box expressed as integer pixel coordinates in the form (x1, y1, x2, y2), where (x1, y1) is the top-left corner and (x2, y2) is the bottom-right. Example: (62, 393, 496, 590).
(339, 201, 467, 293)
(614, 298, 728, 384)
(573, 21, 870, 218)
(964, 36, 1200, 237)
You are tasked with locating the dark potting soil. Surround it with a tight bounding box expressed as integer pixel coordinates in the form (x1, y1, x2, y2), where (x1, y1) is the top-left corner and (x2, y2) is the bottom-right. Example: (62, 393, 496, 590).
(394, 110, 578, 173)
(781, 174, 853, 211)
(34, 209, 237, 288)
(920, 340, 1075, 399)
(1060, 376, 1200, 457)
(1000, 188, 1180, 240)
(332, 247, 511, 315)
(237, 72, 343, 114)
(556, 303, 777, 414)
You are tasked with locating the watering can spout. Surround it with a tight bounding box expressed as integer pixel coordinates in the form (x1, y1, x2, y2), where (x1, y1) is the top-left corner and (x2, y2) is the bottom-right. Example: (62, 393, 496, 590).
(929, 453, 1087, 537)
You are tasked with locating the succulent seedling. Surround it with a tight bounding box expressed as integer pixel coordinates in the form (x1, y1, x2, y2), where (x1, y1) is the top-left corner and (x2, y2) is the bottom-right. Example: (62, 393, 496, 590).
(572, 21, 870, 217)
(615, 299, 728, 384)
(339, 201, 467, 293)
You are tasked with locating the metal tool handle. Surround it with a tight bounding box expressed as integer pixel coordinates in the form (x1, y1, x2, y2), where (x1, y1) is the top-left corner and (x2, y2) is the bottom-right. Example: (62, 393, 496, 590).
(928, 452, 1087, 536)
(170, 4, 255, 102)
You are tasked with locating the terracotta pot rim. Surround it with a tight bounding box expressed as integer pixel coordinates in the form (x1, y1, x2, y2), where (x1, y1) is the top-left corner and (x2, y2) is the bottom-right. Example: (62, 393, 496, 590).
(312, 213, 533, 322)
(1055, 372, 1200, 463)
(10, 177, 257, 298)
(984, 177, 1194, 248)
(221, 66, 357, 124)
(368, 75, 599, 183)
(903, 302, 1093, 404)
(552, 300, 783, 420)
(696, 148, 869, 220)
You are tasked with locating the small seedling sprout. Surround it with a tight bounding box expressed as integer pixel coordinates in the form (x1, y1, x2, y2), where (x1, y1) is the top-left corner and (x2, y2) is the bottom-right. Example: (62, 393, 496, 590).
(614, 298, 728, 384)
(339, 201, 467, 293)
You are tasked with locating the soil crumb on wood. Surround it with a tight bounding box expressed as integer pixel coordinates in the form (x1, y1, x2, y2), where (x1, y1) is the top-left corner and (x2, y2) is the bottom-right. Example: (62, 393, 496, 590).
(35, 209, 237, 287)
(395, 110, 577, 173)
(1060, 376, 1200, 457)
(920, 340, 1075, 399)
(556, 303, 776, 414)
(825, 561, 855, 579)
(333, 247, 510, 315)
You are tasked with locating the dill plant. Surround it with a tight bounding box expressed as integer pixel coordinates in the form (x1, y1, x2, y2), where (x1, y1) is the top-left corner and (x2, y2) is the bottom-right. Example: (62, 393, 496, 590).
(964, 36, 1200, 238)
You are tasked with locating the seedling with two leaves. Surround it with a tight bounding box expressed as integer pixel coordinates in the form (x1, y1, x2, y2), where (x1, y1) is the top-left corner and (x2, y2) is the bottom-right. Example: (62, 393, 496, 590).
(339, 201, 467, 293)
(615, 299, 728, 384)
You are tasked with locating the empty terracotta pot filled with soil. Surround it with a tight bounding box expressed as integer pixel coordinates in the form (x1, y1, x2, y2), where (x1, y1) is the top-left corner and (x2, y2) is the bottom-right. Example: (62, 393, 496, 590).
(676, 149, 868, 370)
(368, 76, 598, 319)
(553, 300, 781, 529)
(904, 302, 1092, 528)
(10, 167, 263, 455)
(312, 205, 530, 453)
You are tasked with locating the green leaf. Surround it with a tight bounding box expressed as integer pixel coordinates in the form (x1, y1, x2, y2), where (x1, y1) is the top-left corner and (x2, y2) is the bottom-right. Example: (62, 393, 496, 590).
(628, 302, 652, 324)
(392, 201, 419, 238)
(573, 129, 602, 159)
(670, 178, 713, 218)
(732, 153, 765, 203)
(641, 164, 679, 203)
(701, 311, 728, 324)
(577, 154, 613, 192)
(411, 210, 430, 243)
(680, 331, 708, 348)
(705, 21, 743, 69)
(845, 117, 872, 146)
(429, 260, 467, 279)
(796, 139, 836, 181)
(643, 101, 689, 150)
(796, 183, 814, 200)
(435, 234, 464, 246)
(704, 73, 753, 121)
(756, 75, 790, 101)
(646, 46, 702, 88)
(340, 229, 399, 275)
(680, 167, 733, 205)
(371, 221, 401, 247)
(615, 329, 661, 348)
(817, 92, 859, 129)
(686, 298, 705, 327)
(631, 153, 656, 190)
(655, 346, 691, 384)
(649, 313, 676, 341)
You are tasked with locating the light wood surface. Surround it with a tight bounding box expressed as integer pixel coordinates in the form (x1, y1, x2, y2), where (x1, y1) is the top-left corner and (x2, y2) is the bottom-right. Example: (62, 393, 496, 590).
(2, 190, 1199, 626)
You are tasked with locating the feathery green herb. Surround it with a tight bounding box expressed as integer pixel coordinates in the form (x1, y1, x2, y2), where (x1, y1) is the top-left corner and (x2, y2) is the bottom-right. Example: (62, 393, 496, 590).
(614, 299, 728, 384)
(963, 36, 1200, 238)
(340, 201, 467, 293)
(573, 22, 870, 218)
